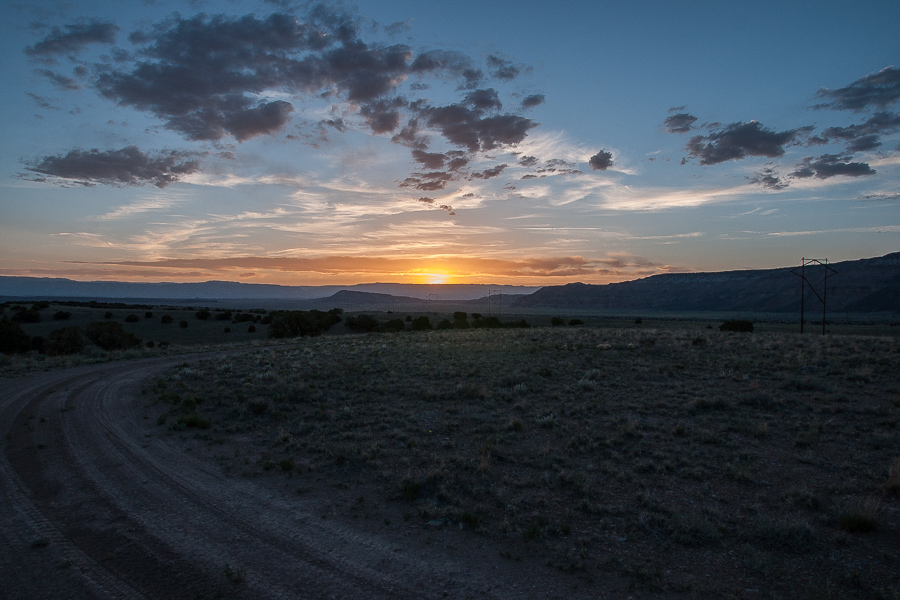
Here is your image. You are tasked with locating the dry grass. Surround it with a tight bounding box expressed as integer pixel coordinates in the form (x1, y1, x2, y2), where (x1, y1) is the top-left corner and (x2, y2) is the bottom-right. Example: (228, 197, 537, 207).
(150, 325, 899, 598)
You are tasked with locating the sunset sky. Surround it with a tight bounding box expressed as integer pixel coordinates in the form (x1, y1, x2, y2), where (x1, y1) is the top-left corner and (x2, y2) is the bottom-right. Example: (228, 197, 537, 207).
(2, 0, 898, 286)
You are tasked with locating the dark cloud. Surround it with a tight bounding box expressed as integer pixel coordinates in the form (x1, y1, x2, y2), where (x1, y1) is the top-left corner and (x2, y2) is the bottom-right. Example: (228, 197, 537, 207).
(422, 104, 536, 152)
(25, 92, 58, 109)
(463, 88, 502, 112)
(400, 171, 453, 191)
(814, 66, 900, 112)
(521, 94, 544, 109)
(470, 164, 507, 179)
(589, 150, 613, 171)
(411, 149, 447, 169)
(447, 155, 469, 171)
(857, 192, 900, 201)
(663, 112, 697, 133)
(790, 154, 875, 179)
(34, 68, 81, 90)
(747, 165, 787, 190)
(409, 49, 482, 85)
(417, 196, 435, 204)
(812, 111, 900, 152)
(438, 204, 456, 215)
(25, 19, 119, 58)
(24, 145, 203, 187)
(321, 117, 347, 132)
(685, 121, 811, 165)
(359, 99, 405, 134)
(487, 54, 519, 81)
(518, 155, 538, 167)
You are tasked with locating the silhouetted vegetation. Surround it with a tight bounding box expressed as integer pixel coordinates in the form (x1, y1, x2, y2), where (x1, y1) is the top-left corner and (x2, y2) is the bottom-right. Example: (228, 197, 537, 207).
(85, 321, 142, 351)
(0, 317, 32, 354)
(719, 319, 754, 333)
(47, 326, 86, 355)
(267, 309, 343, 339)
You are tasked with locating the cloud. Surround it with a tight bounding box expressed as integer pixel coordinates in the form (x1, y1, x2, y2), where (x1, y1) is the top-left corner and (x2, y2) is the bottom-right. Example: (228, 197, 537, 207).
(747, 165, 788, 190)
(521, 94, 545, 109)
(685, 121, 812, 165)
(421, 104, 537, 152)
(814, 66, 900, 112)
(518, 155, 539, 167)
(411, 149, 447, 169)
(589, 150, 613, 171)
(486, 54, 520, 81)
(23, 146, 204, 187)
(810, 111, 900, 152)
(790, 154, 876, 179)
(417, 196, 435, 204)
(856, 192, 900, 201)
(470, 164, 507, 179)
(663, 112, 697, 133)
(400, 171, 454, 191)
(463, 88, 502, 112)
(25, 19, 119, 58)
(25, 92, 59, 109)
(34, 68, 81, 90)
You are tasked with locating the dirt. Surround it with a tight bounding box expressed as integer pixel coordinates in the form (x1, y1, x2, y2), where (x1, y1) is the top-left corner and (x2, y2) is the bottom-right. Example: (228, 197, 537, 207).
(1, 350, 629, 600)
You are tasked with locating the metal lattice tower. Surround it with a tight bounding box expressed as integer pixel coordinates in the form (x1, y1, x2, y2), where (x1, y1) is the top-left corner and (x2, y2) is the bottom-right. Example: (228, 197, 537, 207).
(791, 258, 837, 334)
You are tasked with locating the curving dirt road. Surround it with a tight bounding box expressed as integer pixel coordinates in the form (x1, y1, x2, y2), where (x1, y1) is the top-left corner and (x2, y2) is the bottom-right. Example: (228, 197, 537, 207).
(0, 352, 599, 600)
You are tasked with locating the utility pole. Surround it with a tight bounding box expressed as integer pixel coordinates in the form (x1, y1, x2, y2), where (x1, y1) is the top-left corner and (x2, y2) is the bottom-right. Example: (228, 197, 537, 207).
(791, 258, 837, 335)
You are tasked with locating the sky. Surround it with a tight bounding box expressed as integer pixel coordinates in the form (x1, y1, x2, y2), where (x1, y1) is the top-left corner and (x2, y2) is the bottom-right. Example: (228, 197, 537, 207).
(1, 0, 898, 287)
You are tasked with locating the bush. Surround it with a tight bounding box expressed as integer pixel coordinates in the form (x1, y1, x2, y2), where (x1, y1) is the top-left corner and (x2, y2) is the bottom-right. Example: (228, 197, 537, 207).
(248, 325, 256, 333)
(46, 326, 86, 355)
(195, 309, 211, 320)
(85, 321, 142, 351)
(215, 310, 233, 321)
(145, 311, 153, 318)
(551, 316, 565, 326)
(411, 316, 432, 331)
(160, 315, 174, 324)
(719, 320, 754, 333)
(179, 320, 188, 328)
(233, 313, 255, 323)
(268, 309, 342, 339)
(383, 318, 405, 332)
(437, 319, 453, 330)
(104, 311, 113, 319)
(125, 314, 140, 323)
(345, 314, 380, 332)
(0, 317, 32, 354)
(12, 309, 41, 323)
(569, 319, 584, 326)
(452, 312, 470, 329)
(52, 311, 72, 321)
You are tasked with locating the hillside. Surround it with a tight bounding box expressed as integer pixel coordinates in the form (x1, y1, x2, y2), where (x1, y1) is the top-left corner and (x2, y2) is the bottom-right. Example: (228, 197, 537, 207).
(512, 252, 900, 313)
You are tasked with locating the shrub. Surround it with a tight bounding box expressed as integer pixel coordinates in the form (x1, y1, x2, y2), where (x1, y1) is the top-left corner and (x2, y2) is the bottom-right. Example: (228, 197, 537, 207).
(436, 318, 453, 330)
(52, 311, 72, 321)
(248, 325, 256, 333)
(382, 318, 405, 332)
(720, 320, 754, 333)
(260, 315, 273, 325)
(0, 317, 32, 354)
(268, 309, 342, 339)
(345, 314, 380, 332)
(125, 314, 140, 323)
(179, 320, 188, 328)
(160, 315, 174, 324)
(145, 311, 153, 318)
(104, 311, 113, 319)
(47, 326, 86, 355)
(195, 309, 211, 320)
(224, 327, 231, 333)
(452, 312, 470, 329)
(215, 310, 233, 321)
(569, 319, 584, 326)
(411, 316, 432, 331)
(12, 309, 41, 323)
(551, 316, 565, 326)
(85, 321, 142, 351)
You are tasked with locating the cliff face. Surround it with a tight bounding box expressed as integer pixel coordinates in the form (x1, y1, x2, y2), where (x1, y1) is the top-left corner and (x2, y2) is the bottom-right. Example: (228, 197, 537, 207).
(512, 253, 900, 313)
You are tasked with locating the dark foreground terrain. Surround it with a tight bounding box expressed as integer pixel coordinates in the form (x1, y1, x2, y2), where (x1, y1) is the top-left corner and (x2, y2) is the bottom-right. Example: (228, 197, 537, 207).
(2, 324, 898, 599)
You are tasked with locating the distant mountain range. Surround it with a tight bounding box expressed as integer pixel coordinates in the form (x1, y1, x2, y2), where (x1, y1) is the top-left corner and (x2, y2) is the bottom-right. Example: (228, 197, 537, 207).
(0, 278, 538, 302)
(511, 252, 900, 314)
(1, 252, 897, 314)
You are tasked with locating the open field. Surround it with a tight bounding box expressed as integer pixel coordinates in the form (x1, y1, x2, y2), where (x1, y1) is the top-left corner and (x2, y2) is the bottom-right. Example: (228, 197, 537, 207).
(144, 324, 900, 598)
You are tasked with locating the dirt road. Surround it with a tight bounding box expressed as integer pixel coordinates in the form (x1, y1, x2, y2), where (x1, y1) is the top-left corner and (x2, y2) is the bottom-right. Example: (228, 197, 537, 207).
(0, 353, 597, 600)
